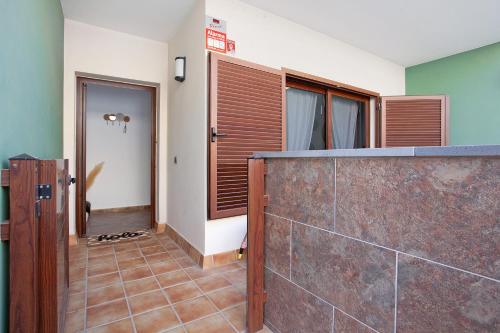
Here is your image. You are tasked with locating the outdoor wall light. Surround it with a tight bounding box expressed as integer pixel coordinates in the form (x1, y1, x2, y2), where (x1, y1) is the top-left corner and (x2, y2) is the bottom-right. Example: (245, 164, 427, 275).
(175, 56, 186, 82)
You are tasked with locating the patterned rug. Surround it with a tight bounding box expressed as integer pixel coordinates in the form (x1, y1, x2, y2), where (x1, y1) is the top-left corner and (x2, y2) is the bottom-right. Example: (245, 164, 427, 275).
(87, 229, 151, 247)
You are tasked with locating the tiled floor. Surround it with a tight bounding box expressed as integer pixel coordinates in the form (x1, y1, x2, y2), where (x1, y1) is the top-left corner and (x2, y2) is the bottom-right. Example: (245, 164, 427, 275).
(66, 231, 271, 333)
(86, 209, 151, 236)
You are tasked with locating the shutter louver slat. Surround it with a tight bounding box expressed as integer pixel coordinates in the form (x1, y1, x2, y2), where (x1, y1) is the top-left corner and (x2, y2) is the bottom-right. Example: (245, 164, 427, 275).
(381, 96, 448, 148)
(209, 54, 284, 219)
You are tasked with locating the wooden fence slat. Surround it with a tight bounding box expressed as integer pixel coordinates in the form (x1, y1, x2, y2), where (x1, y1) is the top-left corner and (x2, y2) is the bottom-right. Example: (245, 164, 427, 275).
(9, 158, 39, 333)
(247, 158, 265, 333)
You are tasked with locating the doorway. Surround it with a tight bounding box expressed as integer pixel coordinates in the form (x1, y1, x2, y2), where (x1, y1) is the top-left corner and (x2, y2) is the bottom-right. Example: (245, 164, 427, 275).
(76, 76, 157, 237)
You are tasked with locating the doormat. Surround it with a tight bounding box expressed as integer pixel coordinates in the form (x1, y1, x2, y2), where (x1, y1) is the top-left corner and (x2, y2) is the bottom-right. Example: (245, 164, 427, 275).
(87, 229, 151, 247)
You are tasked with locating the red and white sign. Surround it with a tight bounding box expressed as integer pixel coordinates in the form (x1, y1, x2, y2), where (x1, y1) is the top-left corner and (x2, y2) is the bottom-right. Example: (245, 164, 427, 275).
(206, 28, 227, 53)
(205, 16, 227, 53)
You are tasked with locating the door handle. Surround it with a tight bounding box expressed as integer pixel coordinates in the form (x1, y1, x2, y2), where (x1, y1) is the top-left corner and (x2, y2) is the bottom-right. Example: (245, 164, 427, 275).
(68, 176, 76, 186)
(211, 127, 227, 142)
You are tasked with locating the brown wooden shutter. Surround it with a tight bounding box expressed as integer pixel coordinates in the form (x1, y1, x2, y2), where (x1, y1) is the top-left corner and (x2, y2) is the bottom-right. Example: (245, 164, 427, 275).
(209, 53, 285, 220)
(381, 95, 449, 147)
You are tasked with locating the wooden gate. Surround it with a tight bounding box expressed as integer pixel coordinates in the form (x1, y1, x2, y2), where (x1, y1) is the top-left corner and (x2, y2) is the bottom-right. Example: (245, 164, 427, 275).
(1, 154, 70, 333)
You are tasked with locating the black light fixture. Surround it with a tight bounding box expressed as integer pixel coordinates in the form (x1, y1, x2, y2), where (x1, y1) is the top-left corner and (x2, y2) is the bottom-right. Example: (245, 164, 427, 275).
(175, 56, 186, 82)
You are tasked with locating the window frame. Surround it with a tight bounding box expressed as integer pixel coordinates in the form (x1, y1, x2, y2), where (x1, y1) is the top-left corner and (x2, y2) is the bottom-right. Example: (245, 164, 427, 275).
(285, 73, 374, 150)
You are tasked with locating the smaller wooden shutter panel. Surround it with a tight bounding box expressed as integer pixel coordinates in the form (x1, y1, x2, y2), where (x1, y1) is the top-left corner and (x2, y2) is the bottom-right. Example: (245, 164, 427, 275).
(381, 95, 449, 147)
(209, 53, 285, 220)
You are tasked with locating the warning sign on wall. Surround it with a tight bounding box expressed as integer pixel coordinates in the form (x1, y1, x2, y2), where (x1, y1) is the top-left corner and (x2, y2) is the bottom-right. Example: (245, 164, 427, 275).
(206, 16, 227, 53)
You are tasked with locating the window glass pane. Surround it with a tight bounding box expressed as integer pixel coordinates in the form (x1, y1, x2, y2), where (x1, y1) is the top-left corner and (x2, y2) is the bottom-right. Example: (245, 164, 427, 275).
(286, 88, 325, 150)
(331, 96, 366, 149)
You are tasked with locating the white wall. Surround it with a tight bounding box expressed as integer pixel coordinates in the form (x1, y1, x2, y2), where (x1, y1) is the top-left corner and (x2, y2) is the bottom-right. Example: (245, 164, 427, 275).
(167, 0, 207, 254)
(202, 0, 406, 255)
(64, 20, 169, 235)
(86, 84, 151, 209)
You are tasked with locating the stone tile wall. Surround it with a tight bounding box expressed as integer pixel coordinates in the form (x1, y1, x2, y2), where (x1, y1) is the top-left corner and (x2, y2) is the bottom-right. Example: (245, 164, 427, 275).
(263, 157, 499, 333)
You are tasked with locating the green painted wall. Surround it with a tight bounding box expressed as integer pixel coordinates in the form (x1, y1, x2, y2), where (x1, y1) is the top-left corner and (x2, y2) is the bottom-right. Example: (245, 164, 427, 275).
(406, 42, 500, 145)
(0, 0, 64, 330)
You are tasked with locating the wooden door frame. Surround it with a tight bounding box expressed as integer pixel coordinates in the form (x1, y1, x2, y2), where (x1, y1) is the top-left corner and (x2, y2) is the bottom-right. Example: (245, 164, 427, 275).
(76, 75, 158, 237)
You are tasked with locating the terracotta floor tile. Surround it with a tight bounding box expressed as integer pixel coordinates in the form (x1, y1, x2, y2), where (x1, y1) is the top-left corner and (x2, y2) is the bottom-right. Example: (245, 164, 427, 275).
(69, 258, 87, 268)
(137, 239, 161, 248)
(67, 292, 85, 312)
(64, 309, 85, 333)
(128, 290, 169, 314)
(141, 245, 166, 256)
(133, 306, 180, 333)
(145, 252, 171, 264)
(223, 269, 246, 286)
(209, 263, 241, 275)
(195, 275, 232, 293)
(207, 286, 246, 310)
(124, 276, 160, 297)
(69, 279, 85, 294)
(88, 263, 118, 277)
(121, 265, 152, 282)
(163, 243, 180, 251)
(88, 272, 121, 290)
(157, 270, 190, 288)
(169, 249, 187, 258)
(87, 283, 125, 307)
(184, 266, 214, 280)
(115, 248, 142, 260)
(88, 255, 116, 268)
(69, 253, 87, 262)
(86, 298, 129, 328)
(176, 257, 197, 268)
(164, 327, 185, 333)
(184, 314, 235, 333)
(118, 256, 147, 270)
(69, 266, 86, 281)
(114, 242, 139, 253)
(223, 303, 246, 332)
(149, 260, 181, 275)
(164, 281, 202, 303)
(88, 246, 114, 258)
(87, 318, 134, 333)
(174, 296, 217, 323)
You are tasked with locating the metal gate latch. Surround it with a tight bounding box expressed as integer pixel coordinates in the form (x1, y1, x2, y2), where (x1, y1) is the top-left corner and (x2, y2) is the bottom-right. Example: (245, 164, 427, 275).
(36, 184, 52, 199)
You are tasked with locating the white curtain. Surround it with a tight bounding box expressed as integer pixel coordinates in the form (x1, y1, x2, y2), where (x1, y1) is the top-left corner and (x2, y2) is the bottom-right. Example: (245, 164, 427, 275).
(332, 96, 359, 149)
(286, 88, 318, 150)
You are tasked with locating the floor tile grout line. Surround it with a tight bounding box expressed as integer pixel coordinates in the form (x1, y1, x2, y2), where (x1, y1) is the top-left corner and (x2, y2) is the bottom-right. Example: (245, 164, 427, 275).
(112, 242, 138, 333)
(264, 211, 500, 283)
(172, 247, 244, 332)
(144, 236, 186, 331)
(74, 233, 250, 333)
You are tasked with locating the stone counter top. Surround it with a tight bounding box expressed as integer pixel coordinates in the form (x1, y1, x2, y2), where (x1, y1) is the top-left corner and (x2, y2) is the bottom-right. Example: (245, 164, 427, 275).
(253, 144, 500, 159)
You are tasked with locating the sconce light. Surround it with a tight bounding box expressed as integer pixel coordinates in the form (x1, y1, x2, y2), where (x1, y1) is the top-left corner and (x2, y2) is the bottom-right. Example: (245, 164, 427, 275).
(103, 113, 131, 133)
(175, 56, 186, 82)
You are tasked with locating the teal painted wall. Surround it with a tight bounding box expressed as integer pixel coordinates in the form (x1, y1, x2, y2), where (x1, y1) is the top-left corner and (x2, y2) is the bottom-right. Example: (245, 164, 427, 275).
(0, 0, 64, 330)
(406, 42, 500, 145)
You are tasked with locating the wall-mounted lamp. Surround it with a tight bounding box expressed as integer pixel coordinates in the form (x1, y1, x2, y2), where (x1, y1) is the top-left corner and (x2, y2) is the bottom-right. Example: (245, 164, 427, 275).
(175, 56, 186, 82)
(103, 113, 131, 133)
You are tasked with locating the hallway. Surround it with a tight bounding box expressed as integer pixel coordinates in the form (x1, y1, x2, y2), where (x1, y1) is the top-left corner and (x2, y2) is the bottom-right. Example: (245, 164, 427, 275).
(86, 209, 151, 236)
(66, 232, 268, 332)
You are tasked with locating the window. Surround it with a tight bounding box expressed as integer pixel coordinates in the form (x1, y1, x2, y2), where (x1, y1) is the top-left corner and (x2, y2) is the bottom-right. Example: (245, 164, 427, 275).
(286, 79, 370, 150)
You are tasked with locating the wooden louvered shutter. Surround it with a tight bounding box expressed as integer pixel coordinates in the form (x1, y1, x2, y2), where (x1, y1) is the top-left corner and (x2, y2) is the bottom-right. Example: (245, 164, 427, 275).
(381, 95, 449, 147)
(209, 53, 285, 219)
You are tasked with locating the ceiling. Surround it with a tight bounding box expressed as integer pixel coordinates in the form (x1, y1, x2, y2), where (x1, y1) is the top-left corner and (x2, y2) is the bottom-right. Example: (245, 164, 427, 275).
(241, 0, 500, 66)
(60, 0, 197, 42)
(61, 0, 500, 67)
